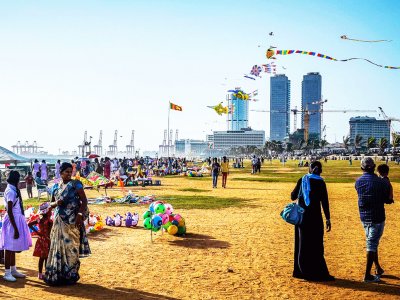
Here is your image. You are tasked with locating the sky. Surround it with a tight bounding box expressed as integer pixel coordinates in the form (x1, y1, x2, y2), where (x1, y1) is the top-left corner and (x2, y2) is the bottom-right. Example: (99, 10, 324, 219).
(0, 0, 399, 154)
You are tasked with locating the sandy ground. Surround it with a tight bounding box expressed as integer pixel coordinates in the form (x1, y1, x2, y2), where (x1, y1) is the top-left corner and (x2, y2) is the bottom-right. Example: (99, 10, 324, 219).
(1, 169, 400, 300)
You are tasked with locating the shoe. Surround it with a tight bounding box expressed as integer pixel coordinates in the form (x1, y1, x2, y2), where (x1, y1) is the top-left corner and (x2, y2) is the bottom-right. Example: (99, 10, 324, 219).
(38, 273, 44, 280)
(375, 268, 384, 277)
(11, 270, 26, 278)
(3, 274, 16, 282)
(364, 275, 380, 283)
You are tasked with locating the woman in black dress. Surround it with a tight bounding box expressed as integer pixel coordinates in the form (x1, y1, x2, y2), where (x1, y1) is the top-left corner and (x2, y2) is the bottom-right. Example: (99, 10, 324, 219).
(291, 161, 334, 281)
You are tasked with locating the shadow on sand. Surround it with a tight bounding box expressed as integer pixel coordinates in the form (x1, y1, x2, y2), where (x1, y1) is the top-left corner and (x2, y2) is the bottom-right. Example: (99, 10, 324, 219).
(168, 233, 230, 249)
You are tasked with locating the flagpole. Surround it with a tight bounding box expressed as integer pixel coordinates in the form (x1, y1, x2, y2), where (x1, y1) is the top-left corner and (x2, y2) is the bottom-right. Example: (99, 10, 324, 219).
(167, 101, 170, 158)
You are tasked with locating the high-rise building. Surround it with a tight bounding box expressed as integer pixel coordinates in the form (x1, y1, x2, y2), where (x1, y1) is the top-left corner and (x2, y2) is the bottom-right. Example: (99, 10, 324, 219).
(302, 72, 322, 139)
(270, 74, 290, 141)
(349, 116, 390, 145)
(207, 129, 265, 149)
(227, 89, 249, 131)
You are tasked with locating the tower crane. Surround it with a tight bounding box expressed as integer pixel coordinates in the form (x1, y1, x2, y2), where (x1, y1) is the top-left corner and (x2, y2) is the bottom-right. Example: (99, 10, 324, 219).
(126, 130, 135, 155)
(109, 130, 118, 156)
(378, 107, 400, 144)
(251, 108, 376, 142)
(94, 130, 103, 155)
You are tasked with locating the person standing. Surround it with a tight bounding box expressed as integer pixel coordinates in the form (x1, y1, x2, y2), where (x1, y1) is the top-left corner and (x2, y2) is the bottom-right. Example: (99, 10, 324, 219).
(221, 156, 229, 188)
(40, 160, 48, 183)
(104, 157, 111, 179)
(355, 157, 393, 283)
(290, 161, 334, 281)
(0, 171, 32, 282)
(32, 159, 40, 176)
(24, 171, 35, 199)
(211, 158, 220, 189)
(45, 162, 90, 285)
(55, 160, 61, 179)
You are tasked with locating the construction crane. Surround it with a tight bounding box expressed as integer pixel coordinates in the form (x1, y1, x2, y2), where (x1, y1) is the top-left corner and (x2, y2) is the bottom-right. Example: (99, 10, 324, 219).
(109, 130, 118, 156)
(126, 130, 135, 155)
(311, 98, 328, 138)
(251, 107, 376, 142)
(94, 130, 103, 155)
(378, 107, 400, 143)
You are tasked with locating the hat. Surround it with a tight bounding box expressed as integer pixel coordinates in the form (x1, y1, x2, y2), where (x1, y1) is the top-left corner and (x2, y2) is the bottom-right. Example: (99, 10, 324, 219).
(361, 157, 375, 170)
(38, 202, 51, 215)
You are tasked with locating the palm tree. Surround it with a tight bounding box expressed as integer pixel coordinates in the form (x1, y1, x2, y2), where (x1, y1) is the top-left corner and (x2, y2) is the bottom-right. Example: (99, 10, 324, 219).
(354, 134, 364, 150)
(377, 138, 388, 155)
(320, 140, 328, 150)
(343, 135, 350, 151)
(392, 133, 400, 154)
(367, 137, 376, 153)
(286, 142, 293, 153)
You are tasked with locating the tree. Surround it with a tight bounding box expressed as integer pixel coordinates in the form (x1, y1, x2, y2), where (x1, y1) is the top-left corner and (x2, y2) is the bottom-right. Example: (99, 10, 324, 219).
(392, 133, 400, 151)
(377, 138, 388, 155)
(286, 142, 293, 153)
(320, 140, 329, 150)
(367, 137, 376, 153)
(343, 135, 350, 150)
(354, 134, 364, 150)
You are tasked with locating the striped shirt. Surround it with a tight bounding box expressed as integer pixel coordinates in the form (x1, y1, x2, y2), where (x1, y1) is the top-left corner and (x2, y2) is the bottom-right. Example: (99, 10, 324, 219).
(355, 173, 390, 223)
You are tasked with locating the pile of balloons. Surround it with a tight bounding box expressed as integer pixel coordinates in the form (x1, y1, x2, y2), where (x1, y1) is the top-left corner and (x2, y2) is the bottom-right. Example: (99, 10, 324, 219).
(142, 201, 186, 236)
(85, 213, 105, 234)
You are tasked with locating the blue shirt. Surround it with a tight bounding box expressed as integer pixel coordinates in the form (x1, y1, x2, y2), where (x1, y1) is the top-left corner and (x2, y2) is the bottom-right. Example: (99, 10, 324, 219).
(355, 173, 390, 223)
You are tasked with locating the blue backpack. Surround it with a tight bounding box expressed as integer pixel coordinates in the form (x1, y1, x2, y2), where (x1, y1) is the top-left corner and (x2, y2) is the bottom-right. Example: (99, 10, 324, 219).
(280, 202, 304, 225)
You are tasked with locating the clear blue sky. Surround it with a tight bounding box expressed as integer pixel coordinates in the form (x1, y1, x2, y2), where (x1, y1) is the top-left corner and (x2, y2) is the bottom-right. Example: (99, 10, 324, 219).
(0, 0, 399, 153)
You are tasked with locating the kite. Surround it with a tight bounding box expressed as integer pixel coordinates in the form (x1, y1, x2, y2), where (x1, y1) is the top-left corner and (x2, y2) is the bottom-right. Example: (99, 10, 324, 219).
(341, 35, 392, 43)
(266, 48, 400, 69)
(244, 74, 256, 80)
(269, 32, 274, 36)
(250, 65, 262, 77)
(262, 63, 277, 74)
(207, 102, 229, 115)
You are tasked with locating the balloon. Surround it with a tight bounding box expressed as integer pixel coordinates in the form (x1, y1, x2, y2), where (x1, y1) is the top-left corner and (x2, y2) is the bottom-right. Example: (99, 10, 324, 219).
(89, 226, 96, 233)
(149, 203, 156, 213)
(168, 215, 175, 222)
(151, 215, 163, 227)
(168, 225, 178, 235)
(174, 214, 182, 222)
(143, 217, 152, 229)
(178, 219, 185, 227)
(160, 213, 169, 225)
(152, 226, 161, 232)
(143, 210, 152, 219)
(164, 203, 174, 215)
(177, 226, 186, 235)
(163, 221, 172, 230)
(172, 220, 179, 226)
(154, 203, 166, 214)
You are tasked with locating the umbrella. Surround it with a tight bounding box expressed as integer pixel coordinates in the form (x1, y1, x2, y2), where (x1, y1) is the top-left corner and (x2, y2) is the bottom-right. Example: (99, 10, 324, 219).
(87, 154, 100, 159)
(0, 146, 30, 164)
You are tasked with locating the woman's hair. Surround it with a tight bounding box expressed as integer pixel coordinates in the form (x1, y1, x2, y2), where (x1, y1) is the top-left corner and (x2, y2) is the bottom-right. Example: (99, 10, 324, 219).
(310, 161, 322, 175)
(7, 170, 20, 186)
(36, 171, 41, 177)
(60, 162, 73, 173)
(223, 156, 227, 162)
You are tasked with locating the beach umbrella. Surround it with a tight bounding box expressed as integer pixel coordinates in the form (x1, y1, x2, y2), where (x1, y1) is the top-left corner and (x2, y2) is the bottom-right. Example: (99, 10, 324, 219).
(87, 154, 100, 159)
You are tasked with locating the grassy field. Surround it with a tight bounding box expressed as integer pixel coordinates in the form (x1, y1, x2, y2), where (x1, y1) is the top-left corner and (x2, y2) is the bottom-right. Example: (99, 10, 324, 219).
(1, 159, 400, 300)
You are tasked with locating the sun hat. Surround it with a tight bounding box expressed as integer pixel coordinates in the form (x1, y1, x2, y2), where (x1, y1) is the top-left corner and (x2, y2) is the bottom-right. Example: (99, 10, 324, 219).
(38, 202, 51, 215)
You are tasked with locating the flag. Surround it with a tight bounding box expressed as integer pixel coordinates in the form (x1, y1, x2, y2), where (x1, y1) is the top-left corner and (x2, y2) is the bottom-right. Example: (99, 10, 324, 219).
(170, 102, 182, 111)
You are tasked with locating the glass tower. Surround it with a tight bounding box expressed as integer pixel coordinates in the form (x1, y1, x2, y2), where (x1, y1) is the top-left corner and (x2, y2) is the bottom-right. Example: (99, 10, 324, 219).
(301, 72, 322, 139)
(270, 74, 290, 141)
(227, 89, 249, 131)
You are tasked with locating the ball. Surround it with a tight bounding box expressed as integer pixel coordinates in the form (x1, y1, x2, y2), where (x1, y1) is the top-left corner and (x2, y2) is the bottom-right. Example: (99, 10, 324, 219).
(142, 210, 152, 219)
(164, 203, 174, 215)
(143, 217, 152, 229)
(174, 214, 182, 222)
(177, 226, 186, 235)
(178, 219, 185, 227)
(167, 225, 178, 235)
(151, 215, 163, 227)
(171, 220, 179, 226)
(154, 203, 166, 214)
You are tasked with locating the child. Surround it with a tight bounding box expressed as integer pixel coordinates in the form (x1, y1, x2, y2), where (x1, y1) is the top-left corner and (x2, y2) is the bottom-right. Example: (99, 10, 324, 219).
(24, 171, 35, 199)
(377, 164, 394, 203)
(0, 171, 32, 282)
(28, 202, 53, 279)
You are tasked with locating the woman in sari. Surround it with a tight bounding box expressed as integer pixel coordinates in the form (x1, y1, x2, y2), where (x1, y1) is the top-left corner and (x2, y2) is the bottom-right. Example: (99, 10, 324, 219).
(44, 162, 90, 285)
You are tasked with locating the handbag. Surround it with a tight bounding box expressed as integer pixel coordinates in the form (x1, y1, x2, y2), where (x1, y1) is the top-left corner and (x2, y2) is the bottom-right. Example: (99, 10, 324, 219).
(280, 202, 304, 225)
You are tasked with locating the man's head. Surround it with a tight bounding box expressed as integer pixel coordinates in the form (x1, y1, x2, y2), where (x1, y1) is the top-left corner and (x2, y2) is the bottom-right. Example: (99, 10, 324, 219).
(361, 157, 376, 173)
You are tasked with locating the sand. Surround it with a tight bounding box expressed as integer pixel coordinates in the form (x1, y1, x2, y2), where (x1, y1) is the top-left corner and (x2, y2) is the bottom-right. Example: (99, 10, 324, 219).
(1, 167, 399, 300)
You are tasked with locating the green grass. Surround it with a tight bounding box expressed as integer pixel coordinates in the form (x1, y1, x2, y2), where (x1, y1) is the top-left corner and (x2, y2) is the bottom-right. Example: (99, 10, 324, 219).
(177, 188, 209, 193)
(157, 195, 252, 209)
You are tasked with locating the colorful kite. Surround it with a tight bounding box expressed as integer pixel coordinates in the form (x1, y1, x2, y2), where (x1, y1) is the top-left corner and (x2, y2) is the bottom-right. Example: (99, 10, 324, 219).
(266, 48, 400, 69)
(262, 63, 277, 74)
(244, 74, 256, 80)
(207, 102, 229, 115)
(228, 89, 250, 100)
(341, 35, 392, 43)
(250, 65, 262, 77)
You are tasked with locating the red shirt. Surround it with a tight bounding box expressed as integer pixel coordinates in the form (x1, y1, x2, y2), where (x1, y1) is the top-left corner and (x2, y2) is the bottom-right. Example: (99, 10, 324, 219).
(25, 175, 34, 185)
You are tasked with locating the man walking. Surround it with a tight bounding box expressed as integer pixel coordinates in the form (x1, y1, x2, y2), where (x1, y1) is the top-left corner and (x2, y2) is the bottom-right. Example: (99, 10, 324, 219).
(355, 157, 393, 283)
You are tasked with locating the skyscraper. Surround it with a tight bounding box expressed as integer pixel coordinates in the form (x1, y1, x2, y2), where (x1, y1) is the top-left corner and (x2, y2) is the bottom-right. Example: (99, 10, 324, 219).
(302, 72, 322, 139)
(227, 89, 249, 131)
(270, 74, 290, 141)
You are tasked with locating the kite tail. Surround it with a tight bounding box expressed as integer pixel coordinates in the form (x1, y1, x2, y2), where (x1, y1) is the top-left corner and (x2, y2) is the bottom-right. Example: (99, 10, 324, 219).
(338, 58, 400, 69)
